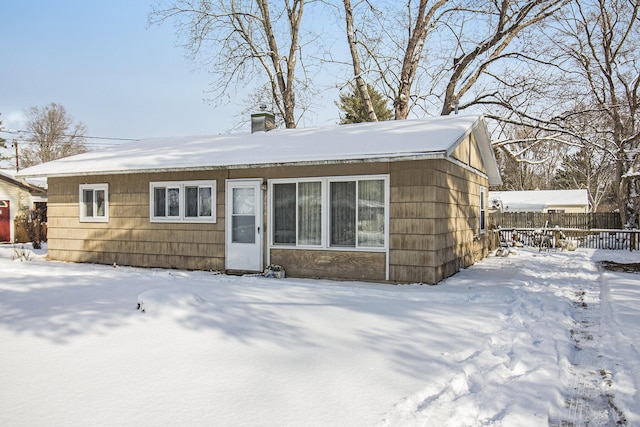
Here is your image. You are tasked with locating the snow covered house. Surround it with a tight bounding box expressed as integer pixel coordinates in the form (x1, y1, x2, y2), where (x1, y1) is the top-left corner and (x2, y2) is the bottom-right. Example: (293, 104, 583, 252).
(0, 169, 47, 243)
(18, 114, 501, 284)
(489, 189, 590, 213)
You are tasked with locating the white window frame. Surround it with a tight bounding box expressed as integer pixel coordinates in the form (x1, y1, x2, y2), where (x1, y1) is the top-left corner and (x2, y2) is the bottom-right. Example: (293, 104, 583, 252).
(150, 180, 217, 223)
(271, 178, 324, 248)
(269, 174, 389, 251)
(480, 185, 487, 233)
(79, 183, 109, 223)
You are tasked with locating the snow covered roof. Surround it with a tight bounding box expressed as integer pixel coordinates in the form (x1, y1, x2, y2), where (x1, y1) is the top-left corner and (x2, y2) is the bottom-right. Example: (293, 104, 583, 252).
(0, 169, 47, 191)
(17, 114, 501, 185)
(489, 189, 589, 212)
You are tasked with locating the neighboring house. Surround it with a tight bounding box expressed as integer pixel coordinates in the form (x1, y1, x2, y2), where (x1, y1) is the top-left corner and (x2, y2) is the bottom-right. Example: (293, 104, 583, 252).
(489, 189, 590, 213)
(0, 169, 47, 243)
(18, 114, 501, 284)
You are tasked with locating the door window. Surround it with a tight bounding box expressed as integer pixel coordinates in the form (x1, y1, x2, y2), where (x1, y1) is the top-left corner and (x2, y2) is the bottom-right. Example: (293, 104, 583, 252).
(232, 187, 256, 243)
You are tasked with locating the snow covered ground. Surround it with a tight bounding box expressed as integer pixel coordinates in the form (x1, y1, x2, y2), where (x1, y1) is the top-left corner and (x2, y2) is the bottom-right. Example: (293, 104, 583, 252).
(0, 244, 638, 426)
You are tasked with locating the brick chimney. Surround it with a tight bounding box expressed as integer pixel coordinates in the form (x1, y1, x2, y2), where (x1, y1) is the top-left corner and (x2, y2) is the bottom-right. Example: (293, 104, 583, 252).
(251, 105, 275, 133)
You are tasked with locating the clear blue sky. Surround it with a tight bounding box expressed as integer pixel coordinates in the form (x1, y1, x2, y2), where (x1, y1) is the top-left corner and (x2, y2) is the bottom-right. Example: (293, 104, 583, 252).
(0, 0, 342, 149)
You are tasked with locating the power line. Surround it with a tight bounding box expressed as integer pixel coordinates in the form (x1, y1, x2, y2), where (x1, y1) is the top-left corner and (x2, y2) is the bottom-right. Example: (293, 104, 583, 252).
(0, 129, 139, 145)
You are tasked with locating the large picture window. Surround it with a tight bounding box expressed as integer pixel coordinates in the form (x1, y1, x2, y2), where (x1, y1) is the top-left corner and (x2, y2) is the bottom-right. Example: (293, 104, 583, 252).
(150, 180, 216, 223)
(271, 176, 387, 250)
(79, 183, 108, 222)
(357, 179, 385, 247)
(298, 181, 322, 245)
(330, 181, 356, 246)
(273, 183, 296, 244)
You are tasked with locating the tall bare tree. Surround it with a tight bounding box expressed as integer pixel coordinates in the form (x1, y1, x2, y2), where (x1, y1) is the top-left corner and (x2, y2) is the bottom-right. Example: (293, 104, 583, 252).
(554, 144, 615, 212)
(20, 103, 88, 168)
(0, 113, 9, 166)
(338, 0, 567, 119)
(150, 0, 310, 129)
(394, 0, 449, 119)
(437, 0, 568, 116)
(0, 114, 5, 147)
(338, 0, 451, 119)
(343, 0, 378, 121)
(540, 0, 640, 225)
(493, 123, 566, 190)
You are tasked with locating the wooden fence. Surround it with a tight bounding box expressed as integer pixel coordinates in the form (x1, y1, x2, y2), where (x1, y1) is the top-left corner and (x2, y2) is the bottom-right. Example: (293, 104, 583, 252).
(496, 228, 640, 251)
(490, 212, 621, 230)
(14, 220, 47, 244)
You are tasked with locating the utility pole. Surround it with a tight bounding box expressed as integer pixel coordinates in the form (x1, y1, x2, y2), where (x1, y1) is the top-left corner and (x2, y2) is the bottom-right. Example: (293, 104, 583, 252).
(13, 139, 18, 172)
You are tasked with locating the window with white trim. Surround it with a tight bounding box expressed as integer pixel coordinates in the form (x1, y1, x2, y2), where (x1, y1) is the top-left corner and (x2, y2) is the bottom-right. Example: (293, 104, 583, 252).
(271, 176, 387, 250)
(480, 186, 486, 233)
(150, 180, 216, 222)
(79, 183, 108, 222)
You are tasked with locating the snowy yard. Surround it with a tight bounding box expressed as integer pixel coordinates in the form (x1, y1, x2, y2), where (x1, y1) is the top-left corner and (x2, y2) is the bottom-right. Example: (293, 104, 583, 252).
(1, 244, 638, 426)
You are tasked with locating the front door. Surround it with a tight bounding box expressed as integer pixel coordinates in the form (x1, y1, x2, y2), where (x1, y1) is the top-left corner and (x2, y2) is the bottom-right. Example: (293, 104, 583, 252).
(0, 200, 10, 242)
(225, 180, 263, 272)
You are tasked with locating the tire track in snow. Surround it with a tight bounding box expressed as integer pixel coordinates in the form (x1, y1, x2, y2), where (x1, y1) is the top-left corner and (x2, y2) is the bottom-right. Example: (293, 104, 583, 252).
(549, 264, 625, 426)
(594, 265, 632, 426)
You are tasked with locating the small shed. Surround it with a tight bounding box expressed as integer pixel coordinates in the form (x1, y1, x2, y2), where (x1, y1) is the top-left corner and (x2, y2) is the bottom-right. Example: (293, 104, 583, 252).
(0, 169, 47, 242)
(19, 114, 501, 284)
(489, 189, 590, 214)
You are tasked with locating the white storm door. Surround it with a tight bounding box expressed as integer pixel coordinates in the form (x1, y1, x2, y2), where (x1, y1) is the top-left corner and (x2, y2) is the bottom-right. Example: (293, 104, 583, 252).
(226, 179, 263, 271)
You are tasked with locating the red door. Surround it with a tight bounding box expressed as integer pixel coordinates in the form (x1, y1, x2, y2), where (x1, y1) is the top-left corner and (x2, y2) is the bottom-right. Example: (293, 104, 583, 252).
(0, 200, 10, 242)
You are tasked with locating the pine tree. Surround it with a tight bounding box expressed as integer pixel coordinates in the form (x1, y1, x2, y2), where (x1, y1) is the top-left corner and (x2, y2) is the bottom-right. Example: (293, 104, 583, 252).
(336, 84, 393, 124)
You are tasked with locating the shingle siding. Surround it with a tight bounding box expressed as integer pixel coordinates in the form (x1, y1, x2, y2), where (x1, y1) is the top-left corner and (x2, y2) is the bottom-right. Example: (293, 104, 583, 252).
(46, 156, 492, 284)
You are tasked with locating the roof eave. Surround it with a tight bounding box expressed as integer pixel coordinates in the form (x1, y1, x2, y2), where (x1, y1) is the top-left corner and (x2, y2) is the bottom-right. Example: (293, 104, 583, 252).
(20, 151, 450, 179)
(0, 173, 47, 193)
(445, 115, 502, 187)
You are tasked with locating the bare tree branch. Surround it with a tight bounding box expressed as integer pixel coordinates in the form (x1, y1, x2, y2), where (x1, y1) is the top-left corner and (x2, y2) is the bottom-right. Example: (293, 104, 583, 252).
(343, 0, 378, 121)
(150, 0, 315, 128)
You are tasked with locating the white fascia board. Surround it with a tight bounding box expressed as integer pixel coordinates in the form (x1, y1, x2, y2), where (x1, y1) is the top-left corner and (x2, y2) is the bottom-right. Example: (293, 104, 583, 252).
(19, 152, 449, 179)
